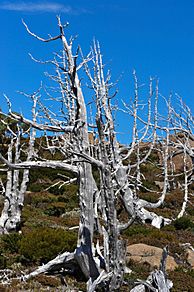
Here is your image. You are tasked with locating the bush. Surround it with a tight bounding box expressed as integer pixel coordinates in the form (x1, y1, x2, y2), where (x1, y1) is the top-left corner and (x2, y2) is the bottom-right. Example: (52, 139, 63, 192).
(24, 192, 57, 208)
(169, 268, 194, 291)
(187, 206, 194, 216)
(48, 185, 66, 196)
(1, 233, 21, 253)
(123, 224, 151, 237)
(44, 202, 66, 216)
(174, 216, 194, 230)
(35, 275, 61, 287)
(29, 168, 73, 186)
(19, 227, 77, 264)
(21, 205, 42, 225)
(0, 255, 6, 269)
(28, 184, 45, 192)
(141, 180, 156, 192)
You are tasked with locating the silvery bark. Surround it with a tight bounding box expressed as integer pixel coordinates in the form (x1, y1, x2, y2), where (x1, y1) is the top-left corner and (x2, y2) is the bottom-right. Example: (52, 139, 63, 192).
(0, 127, 30, 234)
(0, 96, 37, 234)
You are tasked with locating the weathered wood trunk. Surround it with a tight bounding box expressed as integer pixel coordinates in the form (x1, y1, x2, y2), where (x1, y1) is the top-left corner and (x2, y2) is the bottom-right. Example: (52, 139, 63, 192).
(0, 135, 29, 234)
(101, 167, 126, 290)
(75, 162, 99, 281)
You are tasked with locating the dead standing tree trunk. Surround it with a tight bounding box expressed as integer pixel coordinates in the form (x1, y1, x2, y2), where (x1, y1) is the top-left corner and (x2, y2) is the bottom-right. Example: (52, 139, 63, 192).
(0, 122, 30, 233)
(22, 16, 101, 283)
(0, 93, 39, 233)
(83, 43, 173, 290)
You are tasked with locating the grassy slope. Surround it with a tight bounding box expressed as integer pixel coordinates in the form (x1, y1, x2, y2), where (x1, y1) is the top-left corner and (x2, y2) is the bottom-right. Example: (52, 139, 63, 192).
(0, 147, 193, 291)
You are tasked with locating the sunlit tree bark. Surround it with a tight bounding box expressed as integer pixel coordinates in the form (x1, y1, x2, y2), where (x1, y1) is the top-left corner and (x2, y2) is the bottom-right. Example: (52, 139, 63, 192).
(0, 95, 39, 233)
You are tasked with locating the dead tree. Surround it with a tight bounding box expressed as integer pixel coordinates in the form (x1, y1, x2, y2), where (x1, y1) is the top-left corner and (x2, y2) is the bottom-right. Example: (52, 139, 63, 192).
(0, 17, 192, 291)
(166, 96, 194, 218)
(0, 93, 39, 233)
(0, 124, 26, 233)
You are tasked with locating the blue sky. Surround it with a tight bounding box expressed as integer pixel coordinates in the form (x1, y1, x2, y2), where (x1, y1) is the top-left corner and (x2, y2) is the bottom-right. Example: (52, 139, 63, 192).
(0, 1, 194, 142)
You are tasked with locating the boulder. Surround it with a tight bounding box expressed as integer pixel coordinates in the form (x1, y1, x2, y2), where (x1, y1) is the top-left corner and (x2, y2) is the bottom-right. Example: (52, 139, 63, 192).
(187, 249, 194, 268)
(127, 243, 178, 271)
(182, 243, 194, 269)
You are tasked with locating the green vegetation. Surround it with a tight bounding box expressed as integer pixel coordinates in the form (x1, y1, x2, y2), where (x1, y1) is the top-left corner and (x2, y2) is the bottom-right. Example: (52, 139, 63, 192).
(169, 267, 194, 291)
(174, 216, 194, 230)
(0, 228, 77, 267)
(19, 227, 77, 264)
(0, 138, 194, 291)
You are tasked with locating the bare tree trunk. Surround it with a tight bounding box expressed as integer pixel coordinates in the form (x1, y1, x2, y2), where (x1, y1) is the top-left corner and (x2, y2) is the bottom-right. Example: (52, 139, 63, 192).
(0, 141, 30, 233)
(0, 96, 37, 234)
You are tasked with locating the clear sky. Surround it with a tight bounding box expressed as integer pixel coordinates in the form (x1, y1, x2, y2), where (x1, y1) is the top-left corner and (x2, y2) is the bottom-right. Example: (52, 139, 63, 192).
(0, 1, 194, 142)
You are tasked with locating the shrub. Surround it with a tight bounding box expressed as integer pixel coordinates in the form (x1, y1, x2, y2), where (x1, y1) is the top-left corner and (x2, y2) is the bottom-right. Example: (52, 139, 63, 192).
(187, 206, 194, 216)
(123, 224, 151, 237)
(19, 227, 77, 264)
(21, 205, 42, 225)
(28, 184, 44, 192)
(174, 216, 194, 230)
(24, 192, 57, 208)
(57, 184, 79, 210)
(148, 152, 159, 163)
(35, 275, 61, 287)
(1, 233, 21, 253)
(44, 202, 66, 216)
(169, 268, 194, 291)
(48, 185, 66, 196)
(141, 180, 156, 192)
(139, 192, 158, 202)
(62, 183, 78, 197)
(29, 168, 73, 185)
(0, 255, 6, 269)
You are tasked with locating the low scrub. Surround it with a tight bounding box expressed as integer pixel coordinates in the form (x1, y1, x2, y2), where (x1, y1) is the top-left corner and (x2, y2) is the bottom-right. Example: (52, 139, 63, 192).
(174, 216, 194, 230)
(19, 227, 77, 264)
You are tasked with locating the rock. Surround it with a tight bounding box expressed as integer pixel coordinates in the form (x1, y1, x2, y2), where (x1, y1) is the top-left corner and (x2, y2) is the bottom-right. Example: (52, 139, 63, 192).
(182, 243, 194, 269)
(187, 249, 194, 268)
(126, 243, 178, 271)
